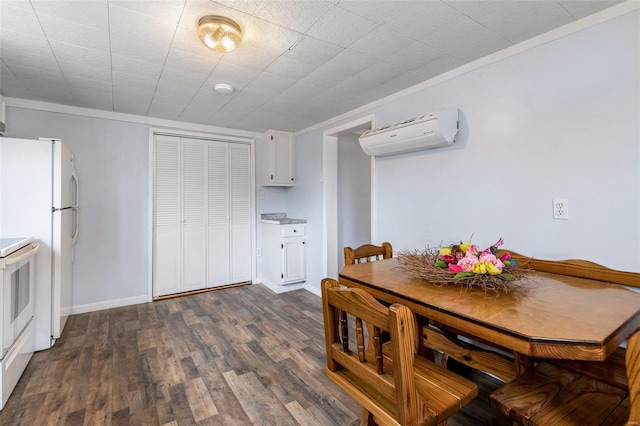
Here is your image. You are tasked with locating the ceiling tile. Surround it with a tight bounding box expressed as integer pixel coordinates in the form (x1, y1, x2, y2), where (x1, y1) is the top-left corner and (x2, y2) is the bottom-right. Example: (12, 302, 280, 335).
(6, 64, 65, 85)
(444, 0, 575, 44)
(111, 55, 163, 80)
(381, 41, 445, 72)
(383, 1, 462, 40)
(224, 92, 269, 110)
(379, 71, 430, 92)
(20, 78, 75, 104)
(49, 40, 111, 69)
(38, 14, 110, 51)
(298, 65, 350, 89)
(66, 76, 112, 92)
(147, 101, 185, 120)
(305, 6, 377, 48)
(201, 61, 261, 91)
(348, 25, 415, 61)
(215, 0, 263, 15)
(219, 44, 282, 71)
(412, 55, 465, 80)
(58, 60, 112, 83)
(30, 0, 109, 31)
(158, 65, 210, 89)
(420, 14, 512, 61)
(72, 88, 114, 110)
(1, 51, 61, 75)
(324, 49, 376, 77)
(208, 104, 251, 127)
(109, 0, 185, 23)
(0, 2, 46, 36)
(243, 18, 301, 53)
(248, 72, 296, 92)
(0, 29, 55, 59)
(153, 84, 199, 107)
(236, 83, 281, 104)
(264, 55, 318, 81)
(0, 82, 32, 98)
(337, 1, 414, 25)
(284, 36, 343, 67)
(558, 0, 624, 20)
(255, 1, 335, 33)
(164, 48, 219, 75)
(112, 71, 160, 92)
(278, 81, 327, 102)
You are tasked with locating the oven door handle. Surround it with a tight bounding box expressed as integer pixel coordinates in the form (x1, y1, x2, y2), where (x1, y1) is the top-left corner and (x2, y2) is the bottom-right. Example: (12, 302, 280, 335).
(5, 243, 40, 265)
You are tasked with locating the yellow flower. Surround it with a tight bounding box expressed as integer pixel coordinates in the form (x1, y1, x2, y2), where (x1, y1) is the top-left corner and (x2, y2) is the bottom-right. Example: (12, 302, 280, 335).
(439, 247, 451, 255)
(472, 261, 487, 274)
(460, 242, 471, 253)
(486, 262, 502, 275)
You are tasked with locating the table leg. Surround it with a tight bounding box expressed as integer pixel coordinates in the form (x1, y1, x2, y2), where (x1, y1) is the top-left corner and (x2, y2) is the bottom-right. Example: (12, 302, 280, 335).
(514, 352, 534, 377)
(416, 315, 434, 361)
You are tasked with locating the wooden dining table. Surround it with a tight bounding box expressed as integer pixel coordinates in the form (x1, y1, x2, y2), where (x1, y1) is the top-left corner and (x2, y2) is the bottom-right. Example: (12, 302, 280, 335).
(338, 258, 640, 374)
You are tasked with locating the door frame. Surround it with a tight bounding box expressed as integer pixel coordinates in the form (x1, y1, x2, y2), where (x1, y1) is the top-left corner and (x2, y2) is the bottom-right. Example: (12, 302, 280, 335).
(148, 128, 256, 302)
(322, 115, 376, 279)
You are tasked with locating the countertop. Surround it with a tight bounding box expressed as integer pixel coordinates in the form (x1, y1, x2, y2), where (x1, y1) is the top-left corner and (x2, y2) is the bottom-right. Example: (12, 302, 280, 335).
(260, 213, 307, 224)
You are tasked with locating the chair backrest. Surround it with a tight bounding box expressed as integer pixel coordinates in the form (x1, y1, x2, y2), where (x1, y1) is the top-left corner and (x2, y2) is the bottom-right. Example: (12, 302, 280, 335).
(627, 329, 640, 423)
(321, 278, 426, 425)
(344, 242, 393, 265)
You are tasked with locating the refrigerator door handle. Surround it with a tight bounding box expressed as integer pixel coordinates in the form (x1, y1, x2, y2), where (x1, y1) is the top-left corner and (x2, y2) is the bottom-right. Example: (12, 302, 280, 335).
(71, 157, 79, 246)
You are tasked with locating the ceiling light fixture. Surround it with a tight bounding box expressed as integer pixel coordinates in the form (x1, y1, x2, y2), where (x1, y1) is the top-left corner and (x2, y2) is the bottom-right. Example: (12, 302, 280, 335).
(197, 15, 242, 53)
(214, 83, 234, 95)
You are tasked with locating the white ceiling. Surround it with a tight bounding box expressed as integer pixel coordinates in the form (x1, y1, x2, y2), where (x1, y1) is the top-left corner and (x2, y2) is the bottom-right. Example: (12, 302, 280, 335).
(0, 0, 623, 133)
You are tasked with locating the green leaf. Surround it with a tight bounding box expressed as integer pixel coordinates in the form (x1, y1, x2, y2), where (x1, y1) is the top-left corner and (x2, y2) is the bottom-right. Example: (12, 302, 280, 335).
(503, 260, 512, 267)
(501, 273, 515, 281)
(454, 272, 474, 279)
(435, 260, 448, 268)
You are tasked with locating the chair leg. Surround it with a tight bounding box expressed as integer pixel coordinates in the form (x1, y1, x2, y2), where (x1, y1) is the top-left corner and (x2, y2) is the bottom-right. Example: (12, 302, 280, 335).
(360, 407, 375, 425)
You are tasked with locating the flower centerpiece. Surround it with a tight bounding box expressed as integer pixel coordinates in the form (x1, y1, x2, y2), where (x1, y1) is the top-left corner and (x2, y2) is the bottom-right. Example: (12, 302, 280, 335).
(397, 237, 529, 295)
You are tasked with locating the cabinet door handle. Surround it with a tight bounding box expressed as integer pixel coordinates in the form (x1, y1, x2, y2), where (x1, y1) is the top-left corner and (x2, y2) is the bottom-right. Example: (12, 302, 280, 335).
(291, 178, 294, 181)
(271, 174, 274, 180)
(293, 229, 297, 233)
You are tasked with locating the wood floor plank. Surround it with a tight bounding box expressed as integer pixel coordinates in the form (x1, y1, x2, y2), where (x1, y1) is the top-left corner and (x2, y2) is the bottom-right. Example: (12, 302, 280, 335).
(0, 285, 512, 426)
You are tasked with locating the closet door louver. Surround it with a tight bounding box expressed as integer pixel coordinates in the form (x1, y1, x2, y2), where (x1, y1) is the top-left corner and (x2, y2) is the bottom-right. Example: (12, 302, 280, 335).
(208, 142, 230, 287)
(230, 144, 251, 283)
(181, 139, 207, 291)
(153, 136, 181, 296)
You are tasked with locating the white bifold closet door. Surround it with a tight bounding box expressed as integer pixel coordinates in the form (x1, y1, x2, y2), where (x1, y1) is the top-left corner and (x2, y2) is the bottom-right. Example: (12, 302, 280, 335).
(153, 136, 251, 297)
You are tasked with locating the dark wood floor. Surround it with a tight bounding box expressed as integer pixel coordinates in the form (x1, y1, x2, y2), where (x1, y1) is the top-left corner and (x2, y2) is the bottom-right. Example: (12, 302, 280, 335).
(0, 284, 510, 425)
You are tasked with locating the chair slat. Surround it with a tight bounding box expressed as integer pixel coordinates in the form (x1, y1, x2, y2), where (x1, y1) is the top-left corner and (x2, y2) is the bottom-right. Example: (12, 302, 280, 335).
(356, 317, 365, 362)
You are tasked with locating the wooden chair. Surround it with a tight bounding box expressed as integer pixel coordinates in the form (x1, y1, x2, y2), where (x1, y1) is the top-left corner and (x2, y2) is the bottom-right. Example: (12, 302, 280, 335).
(489, 329, 640, 425)
(344, 242, 393, 265)
(321, 278, 478, 425)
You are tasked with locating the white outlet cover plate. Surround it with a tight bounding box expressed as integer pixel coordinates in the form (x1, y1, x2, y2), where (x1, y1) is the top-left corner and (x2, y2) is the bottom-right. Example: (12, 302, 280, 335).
(553, 199, 569, 220)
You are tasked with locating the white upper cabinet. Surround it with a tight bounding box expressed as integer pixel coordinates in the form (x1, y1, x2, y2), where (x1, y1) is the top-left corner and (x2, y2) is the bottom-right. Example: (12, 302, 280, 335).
(261, 130, 295, 186)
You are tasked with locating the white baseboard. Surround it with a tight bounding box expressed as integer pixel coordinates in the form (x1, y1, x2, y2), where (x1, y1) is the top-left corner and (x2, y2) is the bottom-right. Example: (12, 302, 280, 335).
(70, 295, 149, 315)
(303, 283, 321, 297)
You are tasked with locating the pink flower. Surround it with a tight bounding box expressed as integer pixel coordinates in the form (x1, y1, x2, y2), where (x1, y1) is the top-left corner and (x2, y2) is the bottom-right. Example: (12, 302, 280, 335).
(448, 263, 463, 273)
(441, 254, 456, 264)
(500, 252, 511, 261)
(467, 245, 480, 256)
(458, 254, 478, 272)
(479, 253, 505, 271)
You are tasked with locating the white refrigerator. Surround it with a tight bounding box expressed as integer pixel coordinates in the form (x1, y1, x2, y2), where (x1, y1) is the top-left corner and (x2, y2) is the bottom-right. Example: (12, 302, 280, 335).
(0, 137, 78, 351)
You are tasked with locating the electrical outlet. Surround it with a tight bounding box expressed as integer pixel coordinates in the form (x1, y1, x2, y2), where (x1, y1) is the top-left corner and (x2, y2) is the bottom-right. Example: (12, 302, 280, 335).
(256, 248, 262, 257)
(553, 199, 569, 220)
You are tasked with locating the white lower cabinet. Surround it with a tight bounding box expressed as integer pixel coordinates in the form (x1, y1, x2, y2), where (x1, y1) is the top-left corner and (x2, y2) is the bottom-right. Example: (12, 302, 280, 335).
(261, 223, 306, 290)
(153, 135, 251, 297)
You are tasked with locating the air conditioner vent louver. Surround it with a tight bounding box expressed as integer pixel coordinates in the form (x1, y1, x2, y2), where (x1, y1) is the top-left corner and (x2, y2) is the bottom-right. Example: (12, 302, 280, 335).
(359, 108, 459, 157)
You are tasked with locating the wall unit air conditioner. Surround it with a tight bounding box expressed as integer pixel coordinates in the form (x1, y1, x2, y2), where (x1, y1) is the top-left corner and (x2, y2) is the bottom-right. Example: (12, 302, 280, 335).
(359, 108, 459, 156)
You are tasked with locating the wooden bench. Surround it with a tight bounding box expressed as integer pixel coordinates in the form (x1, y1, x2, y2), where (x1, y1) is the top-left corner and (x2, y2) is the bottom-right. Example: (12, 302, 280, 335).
(488, 252, 640, 425)
(321, 278, 478, 425)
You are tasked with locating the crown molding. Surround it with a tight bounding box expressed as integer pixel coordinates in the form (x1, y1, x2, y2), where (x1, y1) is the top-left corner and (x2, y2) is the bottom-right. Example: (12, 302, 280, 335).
(3, 97, 261, 140)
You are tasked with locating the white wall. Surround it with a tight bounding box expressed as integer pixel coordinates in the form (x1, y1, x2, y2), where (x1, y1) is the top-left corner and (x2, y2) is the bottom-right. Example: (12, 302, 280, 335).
(4, 107, 285, 311)
(338, 132, 371, 271)
(293, 9, 640, 294)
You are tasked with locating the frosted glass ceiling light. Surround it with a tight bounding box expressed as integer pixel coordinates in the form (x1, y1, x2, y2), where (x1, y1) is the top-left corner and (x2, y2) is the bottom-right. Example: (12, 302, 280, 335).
(198, 16, 242, 53)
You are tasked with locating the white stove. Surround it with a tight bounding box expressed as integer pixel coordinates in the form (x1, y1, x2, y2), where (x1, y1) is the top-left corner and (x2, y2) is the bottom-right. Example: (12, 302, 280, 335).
(0, 236, 38, 410)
